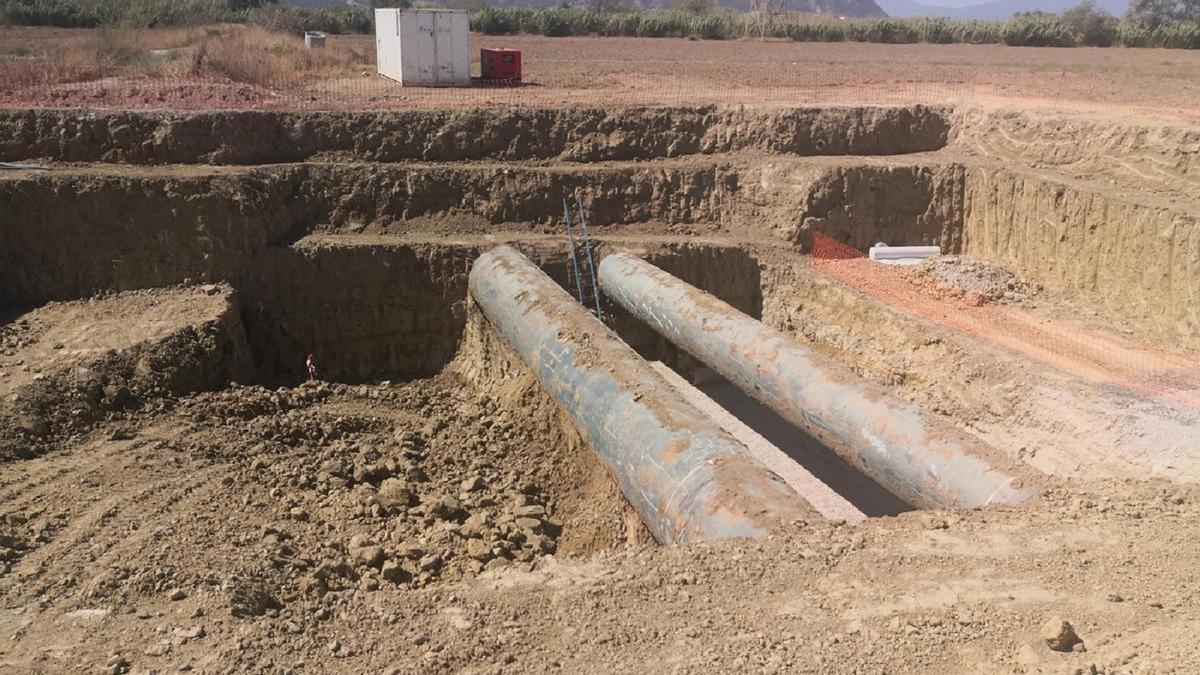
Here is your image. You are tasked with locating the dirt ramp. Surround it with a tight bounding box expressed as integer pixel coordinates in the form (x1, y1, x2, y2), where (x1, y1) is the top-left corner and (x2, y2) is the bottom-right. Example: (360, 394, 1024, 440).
(0, 285, 251, 459)
(762, 258, 1200, 484)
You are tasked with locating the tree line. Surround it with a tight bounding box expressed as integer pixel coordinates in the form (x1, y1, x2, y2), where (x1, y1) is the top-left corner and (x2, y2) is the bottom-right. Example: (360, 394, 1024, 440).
(1, 0, 1197, 49)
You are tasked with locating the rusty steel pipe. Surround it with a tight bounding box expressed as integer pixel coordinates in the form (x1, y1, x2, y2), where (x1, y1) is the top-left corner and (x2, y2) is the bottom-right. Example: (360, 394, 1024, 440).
(598, 252, 1033, 510)
(469, 246, 816, 543)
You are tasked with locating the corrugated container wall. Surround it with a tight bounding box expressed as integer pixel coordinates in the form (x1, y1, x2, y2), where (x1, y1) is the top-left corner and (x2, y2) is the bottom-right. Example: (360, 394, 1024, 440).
(375, 9, 470, 87)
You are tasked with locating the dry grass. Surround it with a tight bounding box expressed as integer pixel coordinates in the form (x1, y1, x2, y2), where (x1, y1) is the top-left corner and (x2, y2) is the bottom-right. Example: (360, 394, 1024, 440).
(189, 26, 373, 88)
(0, 24, 373, 91)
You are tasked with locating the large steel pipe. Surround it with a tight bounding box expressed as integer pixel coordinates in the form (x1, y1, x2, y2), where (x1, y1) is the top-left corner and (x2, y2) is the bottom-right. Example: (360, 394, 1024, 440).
(598, 252, 1033, 509)
(469, 246, 816, 543)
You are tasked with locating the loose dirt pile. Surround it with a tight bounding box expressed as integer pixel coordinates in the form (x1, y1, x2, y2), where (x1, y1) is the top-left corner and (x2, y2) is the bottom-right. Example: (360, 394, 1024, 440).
(1, 375, 1197, 672)
(915, 255, 1041, 303)
(0, 370, 638, 672)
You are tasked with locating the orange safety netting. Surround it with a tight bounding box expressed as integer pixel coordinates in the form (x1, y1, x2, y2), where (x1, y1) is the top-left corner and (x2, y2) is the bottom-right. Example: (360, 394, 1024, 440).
(809, 233, 1200, 412)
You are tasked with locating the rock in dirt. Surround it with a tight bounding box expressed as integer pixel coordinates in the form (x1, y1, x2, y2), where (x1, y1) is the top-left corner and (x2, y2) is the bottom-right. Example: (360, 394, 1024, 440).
(172, 625, 205, 642)
(433, 494, 463, 520)
(109, 427, 134, 441)
(515, 517, 542, 531)
(348, 535, 385, 568)
(460, 512, 489, 538)
(395, 541, 425, 560)
(15, 414, 49, 438)
(466, 539, 493, 562)
(228, 580, 282, 618)
(143, 642, 171, 657)
(378, 478, 416, 511)
(381, 559, 408, 583)
(1040, 616, 1082, 652)
(353, 546, 385, 569)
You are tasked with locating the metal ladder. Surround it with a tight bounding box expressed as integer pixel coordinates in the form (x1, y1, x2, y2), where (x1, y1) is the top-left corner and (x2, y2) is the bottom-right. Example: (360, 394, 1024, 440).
(563, 195, 603, 318)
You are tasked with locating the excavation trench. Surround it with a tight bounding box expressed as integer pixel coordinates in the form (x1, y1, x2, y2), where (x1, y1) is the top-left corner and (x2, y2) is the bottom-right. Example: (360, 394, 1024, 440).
(5, 105, 1196, 550)
(243, 239, 846, 549)
(240, 238, 919, 528)
(8, 230, 1046, 546)
(458, 242, 931, 532)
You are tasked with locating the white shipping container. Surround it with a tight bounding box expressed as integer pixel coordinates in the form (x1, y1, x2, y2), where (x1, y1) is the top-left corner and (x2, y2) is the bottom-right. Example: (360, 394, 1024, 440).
(375, 9, 470, 87)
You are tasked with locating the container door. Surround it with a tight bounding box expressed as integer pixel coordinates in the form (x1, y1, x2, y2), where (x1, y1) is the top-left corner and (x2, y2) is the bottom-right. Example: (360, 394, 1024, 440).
(398, 10, 433, 85)
(444, 12, 470, 85)
(429, 12, 469, 85)
(430, 12, 447, 85)
(375, 10, 399, 82)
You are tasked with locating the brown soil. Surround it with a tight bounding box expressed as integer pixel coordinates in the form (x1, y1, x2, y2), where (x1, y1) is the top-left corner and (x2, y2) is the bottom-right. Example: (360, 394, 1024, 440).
(815, 256, 1200, 409)
(2, 63, 1199, 674)
(915, 254, 1040, 303)
(2, 30, 1200, 120)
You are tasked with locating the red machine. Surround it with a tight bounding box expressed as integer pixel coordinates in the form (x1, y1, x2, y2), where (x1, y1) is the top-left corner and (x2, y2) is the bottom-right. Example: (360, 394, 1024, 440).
(480, 48, 521, 82)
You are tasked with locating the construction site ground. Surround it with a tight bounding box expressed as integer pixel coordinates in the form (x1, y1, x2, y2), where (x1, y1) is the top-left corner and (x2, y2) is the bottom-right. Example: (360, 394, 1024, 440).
(0, 27, 1198, 118)
(2, 32, 1200, 675)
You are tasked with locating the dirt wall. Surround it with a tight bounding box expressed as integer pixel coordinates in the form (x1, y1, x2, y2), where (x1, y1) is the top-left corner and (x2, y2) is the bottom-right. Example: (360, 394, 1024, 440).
(0, 169, 296, 305)
(238, 237, 762, 385)
(962, 166, 1200, 352)
(5, 161, 956, 305)
(0, 105, 950, 165)
(245, 240, 476, 384)
(764, 162, 965, 252)
(0, 163, 754, 304)
(296, 162, 745, 232)
(0, 154, 777, 385)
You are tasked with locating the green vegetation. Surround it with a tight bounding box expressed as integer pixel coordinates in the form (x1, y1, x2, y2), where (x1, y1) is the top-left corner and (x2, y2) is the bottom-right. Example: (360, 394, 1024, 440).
(0, 0, 378, 31)
(1127, 0, 1200, 26)
(0, 0, 249, 28)
(467, 6, 1200, 48)
(1, 0, 1198, 49)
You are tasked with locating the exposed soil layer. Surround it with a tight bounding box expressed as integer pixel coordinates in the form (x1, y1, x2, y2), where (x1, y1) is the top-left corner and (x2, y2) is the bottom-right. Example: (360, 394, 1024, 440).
(5, 158, 1195, 355)
(2, 101, 1199, 673)
(0, 105, 950, 165)
(961, 165, 1200, 352)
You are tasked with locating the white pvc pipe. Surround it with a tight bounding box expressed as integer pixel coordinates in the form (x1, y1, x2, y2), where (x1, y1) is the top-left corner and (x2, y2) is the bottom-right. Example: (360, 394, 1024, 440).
(869, 245, 940, 261)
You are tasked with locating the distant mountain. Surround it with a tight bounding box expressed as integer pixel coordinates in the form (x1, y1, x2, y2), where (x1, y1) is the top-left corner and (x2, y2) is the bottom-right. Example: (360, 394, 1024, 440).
(875, 0, 1127, 20)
